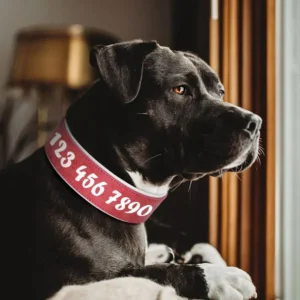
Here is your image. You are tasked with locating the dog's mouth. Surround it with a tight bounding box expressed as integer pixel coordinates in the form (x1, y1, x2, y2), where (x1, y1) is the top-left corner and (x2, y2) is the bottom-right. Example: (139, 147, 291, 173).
(209, 139, 261, 178)
(209, 160, 253, 178)
(181, 156, 257, 181)
(180, 134, 261, 180)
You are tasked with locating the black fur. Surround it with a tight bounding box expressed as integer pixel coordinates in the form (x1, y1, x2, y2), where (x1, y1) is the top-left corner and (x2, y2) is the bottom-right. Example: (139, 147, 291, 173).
(0, 40, 261, 299)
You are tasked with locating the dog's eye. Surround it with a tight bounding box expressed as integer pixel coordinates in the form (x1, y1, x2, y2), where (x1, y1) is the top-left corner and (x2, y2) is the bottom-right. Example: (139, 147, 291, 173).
(173, 86, 186, 95)
(219, 89, 225, 96)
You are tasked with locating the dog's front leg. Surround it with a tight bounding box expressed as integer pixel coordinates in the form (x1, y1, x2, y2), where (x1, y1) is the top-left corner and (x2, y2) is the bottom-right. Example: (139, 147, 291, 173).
(119, 263, 257, 300)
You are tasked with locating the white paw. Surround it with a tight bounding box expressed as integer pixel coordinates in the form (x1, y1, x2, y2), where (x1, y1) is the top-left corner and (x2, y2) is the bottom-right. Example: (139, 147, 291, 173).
(145, 243, 174, 265)
(199, 263, 257, 300)
(184, 243, 227, 266)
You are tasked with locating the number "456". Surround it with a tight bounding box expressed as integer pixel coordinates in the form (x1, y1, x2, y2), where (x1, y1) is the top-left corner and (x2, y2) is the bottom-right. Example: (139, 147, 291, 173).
(75, 166, 107, 196)
(75, 166, 153, 217)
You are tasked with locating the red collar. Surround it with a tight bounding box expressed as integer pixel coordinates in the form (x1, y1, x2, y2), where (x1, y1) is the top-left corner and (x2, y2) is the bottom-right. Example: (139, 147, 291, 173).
(45, 119, 167, 224)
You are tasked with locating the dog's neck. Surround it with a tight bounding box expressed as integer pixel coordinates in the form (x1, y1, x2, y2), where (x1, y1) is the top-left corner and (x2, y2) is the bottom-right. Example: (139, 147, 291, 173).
(126, 171, 172, 195)
(65, 81, 173, 196)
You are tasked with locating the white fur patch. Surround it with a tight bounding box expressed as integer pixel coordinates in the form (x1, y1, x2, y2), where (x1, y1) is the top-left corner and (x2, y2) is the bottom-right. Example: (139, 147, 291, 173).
(48, 277, 185, 300)
(145, 243, 173, 265)
(183, 243, 227, 266)
(199, 263, 257, 300)
(126, 171, 173, 196)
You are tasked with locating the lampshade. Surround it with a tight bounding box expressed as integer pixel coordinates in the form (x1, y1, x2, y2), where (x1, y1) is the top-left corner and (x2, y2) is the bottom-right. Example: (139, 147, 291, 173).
(8, 24, 118, 89)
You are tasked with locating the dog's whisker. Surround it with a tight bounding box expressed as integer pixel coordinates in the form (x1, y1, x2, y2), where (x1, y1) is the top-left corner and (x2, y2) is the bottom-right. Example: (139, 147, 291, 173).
(189, 184, 192, 202)
(258, 142, 265, 156)
(256, 155, 261, 165)
(235, 173, 241, 181)
(259, 148, 265, 156)
(188, 180, 193, 192)
(170, 179, 184, 192)
(141, 153, 162, 165)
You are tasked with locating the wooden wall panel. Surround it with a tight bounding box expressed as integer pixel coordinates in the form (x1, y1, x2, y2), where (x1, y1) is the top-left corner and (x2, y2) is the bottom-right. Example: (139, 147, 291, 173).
(208, 0, 220, 249)
(226, 0, 239, 267)
(220, 0, 229, 262)
(240, 0, 253, 274)
(266, 0, 276, 298)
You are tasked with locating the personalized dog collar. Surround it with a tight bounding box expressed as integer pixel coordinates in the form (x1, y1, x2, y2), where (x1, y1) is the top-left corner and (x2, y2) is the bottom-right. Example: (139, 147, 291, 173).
(45, 119, 167, 224)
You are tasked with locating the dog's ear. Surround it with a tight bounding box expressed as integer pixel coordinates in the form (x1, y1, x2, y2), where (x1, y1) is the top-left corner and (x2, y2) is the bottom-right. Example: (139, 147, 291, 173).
(90, 40, 158, 103)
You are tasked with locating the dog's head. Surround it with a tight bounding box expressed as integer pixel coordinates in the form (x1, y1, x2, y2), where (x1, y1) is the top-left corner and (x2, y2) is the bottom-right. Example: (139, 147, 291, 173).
(88, 40, 262, 188)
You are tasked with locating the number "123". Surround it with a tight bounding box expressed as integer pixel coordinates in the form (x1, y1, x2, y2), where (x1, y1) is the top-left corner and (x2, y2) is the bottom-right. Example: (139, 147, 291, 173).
(50, 132, 75, 168)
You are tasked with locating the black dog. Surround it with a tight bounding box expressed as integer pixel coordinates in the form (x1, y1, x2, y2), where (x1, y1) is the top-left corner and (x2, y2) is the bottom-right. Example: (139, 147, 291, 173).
(1, 40, 261, 300)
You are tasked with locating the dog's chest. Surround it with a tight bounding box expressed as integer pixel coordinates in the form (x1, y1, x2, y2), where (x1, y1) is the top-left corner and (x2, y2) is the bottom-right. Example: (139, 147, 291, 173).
(53, 209, 147, 275)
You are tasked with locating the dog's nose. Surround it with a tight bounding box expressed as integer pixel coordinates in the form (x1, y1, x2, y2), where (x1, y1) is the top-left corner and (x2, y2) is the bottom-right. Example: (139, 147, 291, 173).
(244, 114, 262, 137)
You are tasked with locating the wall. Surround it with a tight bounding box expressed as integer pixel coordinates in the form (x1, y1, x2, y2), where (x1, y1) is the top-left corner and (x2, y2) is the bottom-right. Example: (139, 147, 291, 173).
(0, 0, 172, 89)
(276, 0, 300, 299)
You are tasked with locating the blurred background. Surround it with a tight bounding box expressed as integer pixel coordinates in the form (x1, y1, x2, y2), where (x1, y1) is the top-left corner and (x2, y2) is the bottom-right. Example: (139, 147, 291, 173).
(0, 1, 298, 300)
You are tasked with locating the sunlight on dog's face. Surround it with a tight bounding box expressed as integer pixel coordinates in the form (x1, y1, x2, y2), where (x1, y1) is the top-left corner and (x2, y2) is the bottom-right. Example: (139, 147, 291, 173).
(90, 40, 262, 185)
(127, 47, 262, 181)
